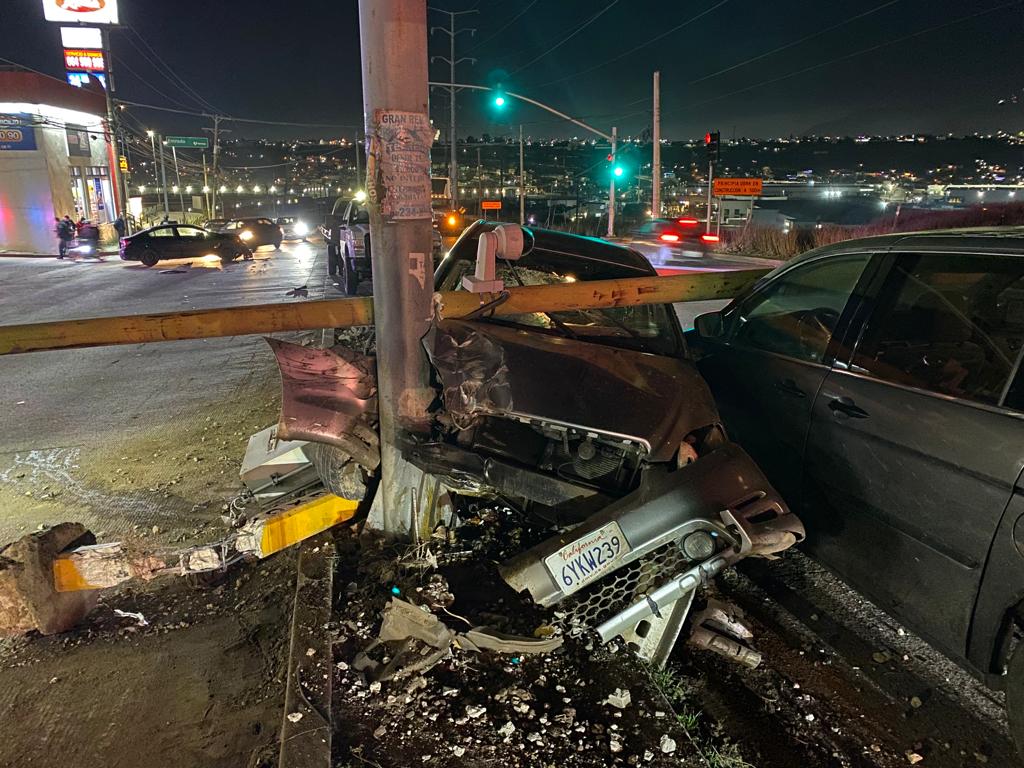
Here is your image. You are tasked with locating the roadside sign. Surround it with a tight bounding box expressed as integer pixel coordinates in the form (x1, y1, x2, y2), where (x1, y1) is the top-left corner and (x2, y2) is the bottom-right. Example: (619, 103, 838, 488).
(64, 48, 106, 72)
(712, 178, 763, 197)
(165, 136, 209, 149)
(481, 200, 501, 210)
(119, 155, 128, 172)
(42, 0, 119, 25)
(0, 115, 37, 151)
(60, 26, 102, 48)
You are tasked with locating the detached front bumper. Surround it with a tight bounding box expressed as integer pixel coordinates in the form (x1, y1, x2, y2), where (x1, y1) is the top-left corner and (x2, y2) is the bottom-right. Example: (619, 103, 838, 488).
(499, 442, 804, 610)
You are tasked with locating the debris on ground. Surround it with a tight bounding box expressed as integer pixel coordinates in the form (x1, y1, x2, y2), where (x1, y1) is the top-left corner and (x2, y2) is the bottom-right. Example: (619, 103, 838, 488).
(688, 598, 762, 669)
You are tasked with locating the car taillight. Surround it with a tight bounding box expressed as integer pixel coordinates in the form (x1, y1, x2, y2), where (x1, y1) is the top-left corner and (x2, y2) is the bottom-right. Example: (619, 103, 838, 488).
(676, 218, 699, 227)
(700, 233, 720, 243)
(659, 233, 681, 242)
(119, 238, 127, 247)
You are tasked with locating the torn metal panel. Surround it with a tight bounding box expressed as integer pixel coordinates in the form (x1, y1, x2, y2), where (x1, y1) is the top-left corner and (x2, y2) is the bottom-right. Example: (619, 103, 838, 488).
(500, 443, 802, 608)
(267, 338, 381, 469)
(425, 319, 719, 462)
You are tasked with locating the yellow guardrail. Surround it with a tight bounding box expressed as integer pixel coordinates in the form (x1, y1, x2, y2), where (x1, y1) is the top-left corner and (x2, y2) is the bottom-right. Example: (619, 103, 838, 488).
(0, 269, 768, 356)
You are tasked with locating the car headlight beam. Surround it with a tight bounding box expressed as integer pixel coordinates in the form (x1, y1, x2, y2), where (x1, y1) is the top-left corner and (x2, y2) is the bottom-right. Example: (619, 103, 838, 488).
(239, 230, 254, 241)
(293, 221, 309, 236)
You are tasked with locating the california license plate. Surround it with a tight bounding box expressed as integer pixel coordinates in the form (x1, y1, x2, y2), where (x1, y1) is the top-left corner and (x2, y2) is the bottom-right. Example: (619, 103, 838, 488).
(545, 521, 630, 596)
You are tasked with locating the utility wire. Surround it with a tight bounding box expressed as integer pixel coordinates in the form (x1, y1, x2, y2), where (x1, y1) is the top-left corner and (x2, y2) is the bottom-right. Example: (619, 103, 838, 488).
(466, 0, 540, 54)
(124, 26, 224, 115)
(510, 0, 619, 75)
(112, 53, 197, 110)
(673, 0, 1023, 113)
(116, 99, 360, 129)
(529, 0, 729, 88)
(689, 0, 903, 84)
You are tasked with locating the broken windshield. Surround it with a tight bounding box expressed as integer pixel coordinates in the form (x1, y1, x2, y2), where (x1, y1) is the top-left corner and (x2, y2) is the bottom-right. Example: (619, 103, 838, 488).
(437, 226, 684, 357)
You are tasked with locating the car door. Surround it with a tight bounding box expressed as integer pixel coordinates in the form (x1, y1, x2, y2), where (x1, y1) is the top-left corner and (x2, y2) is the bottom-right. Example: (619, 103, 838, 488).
(695, 251, 876, 505)
(147, 225, 181, 258)
(803, 251, 1024, 660)
(174, 226, 209, 258)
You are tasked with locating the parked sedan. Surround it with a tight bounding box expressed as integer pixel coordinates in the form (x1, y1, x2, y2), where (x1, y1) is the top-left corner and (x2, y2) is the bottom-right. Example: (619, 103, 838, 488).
(688, 228, 1024, 753)
(119, 224, 252, 266)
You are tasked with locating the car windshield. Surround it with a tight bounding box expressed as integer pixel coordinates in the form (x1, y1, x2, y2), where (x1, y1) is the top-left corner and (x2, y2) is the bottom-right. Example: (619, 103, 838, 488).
(437, 225, 683, 357)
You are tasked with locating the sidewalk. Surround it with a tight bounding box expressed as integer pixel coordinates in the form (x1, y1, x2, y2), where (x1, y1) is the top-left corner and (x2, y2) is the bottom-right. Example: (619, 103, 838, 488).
(0, 247, 118, 259)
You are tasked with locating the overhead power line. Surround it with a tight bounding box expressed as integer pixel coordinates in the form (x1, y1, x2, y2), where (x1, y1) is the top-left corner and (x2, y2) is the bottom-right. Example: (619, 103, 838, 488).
(124, 26, 224, 115)
(116, 99, 360, 129)
(466, 0, 540, 54)
(529, 0, 729, 88)
(510, 0, 619, 75)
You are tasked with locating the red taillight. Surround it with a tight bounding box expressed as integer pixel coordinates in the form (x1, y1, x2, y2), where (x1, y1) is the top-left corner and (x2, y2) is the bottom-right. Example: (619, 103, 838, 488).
(700, 233, 720, 243)
(119, 238, 126, 247)
(676, 218, 699, 227)
(659, 233, 680, 242)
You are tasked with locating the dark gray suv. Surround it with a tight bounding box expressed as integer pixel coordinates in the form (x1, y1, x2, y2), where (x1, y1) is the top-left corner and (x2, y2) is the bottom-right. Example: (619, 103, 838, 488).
(690, 229, 1024, 752)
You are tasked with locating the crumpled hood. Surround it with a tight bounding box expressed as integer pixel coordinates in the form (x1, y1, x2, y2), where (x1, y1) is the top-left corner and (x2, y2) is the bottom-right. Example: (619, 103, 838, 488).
(424, 319, 720, 463)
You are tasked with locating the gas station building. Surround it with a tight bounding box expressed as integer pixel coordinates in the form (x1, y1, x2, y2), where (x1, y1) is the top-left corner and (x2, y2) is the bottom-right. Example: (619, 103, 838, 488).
(0, 71, 119, 254)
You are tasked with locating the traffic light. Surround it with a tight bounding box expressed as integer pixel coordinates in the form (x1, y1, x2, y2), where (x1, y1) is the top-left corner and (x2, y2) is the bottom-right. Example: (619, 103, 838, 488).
(613, 165, 624, 178)
(705, 130, 720, 164)
(493, 92, 507, 108)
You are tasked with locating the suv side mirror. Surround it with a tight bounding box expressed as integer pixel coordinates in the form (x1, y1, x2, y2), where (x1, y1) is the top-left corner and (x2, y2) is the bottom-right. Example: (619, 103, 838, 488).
(694, 311, 724, 339)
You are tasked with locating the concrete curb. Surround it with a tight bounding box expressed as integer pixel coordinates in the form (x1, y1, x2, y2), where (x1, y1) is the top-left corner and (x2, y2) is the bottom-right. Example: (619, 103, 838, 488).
(0, 251, 118, 259)
(278, 533, 335, 768)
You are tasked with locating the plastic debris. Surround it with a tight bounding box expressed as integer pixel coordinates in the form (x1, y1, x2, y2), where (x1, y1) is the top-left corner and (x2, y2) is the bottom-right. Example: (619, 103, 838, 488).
(113, 608, 148, 627)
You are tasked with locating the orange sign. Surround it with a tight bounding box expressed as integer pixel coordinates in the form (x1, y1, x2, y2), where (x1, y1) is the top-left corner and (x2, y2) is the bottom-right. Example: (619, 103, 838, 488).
(481, 200, 501, 210)
(64, 48, 106, 72)
(713, 178, 763, 197)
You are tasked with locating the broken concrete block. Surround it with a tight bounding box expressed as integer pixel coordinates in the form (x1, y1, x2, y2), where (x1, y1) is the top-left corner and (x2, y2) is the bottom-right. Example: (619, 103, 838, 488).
(0, 523, 99, 636)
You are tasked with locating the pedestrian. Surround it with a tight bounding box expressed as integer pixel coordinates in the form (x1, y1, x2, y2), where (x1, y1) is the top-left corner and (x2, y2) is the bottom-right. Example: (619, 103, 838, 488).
(113, 215, 126, 239)
(57, 215, 75, 259)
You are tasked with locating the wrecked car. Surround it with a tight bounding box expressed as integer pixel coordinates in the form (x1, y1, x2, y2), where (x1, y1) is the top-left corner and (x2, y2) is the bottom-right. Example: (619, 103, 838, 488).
(269, 221, 803, 665)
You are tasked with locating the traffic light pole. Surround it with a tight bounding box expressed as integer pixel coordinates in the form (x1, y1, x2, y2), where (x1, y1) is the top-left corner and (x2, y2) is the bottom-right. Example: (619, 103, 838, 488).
(519, 124, 525, 225)
(706, 161, 713, 235)
(607, 126, 617, 238)
(359, 0, 436, 538)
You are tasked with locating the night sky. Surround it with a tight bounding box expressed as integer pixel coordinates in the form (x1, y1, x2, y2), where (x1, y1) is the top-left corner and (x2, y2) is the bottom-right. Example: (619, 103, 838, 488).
(4, 0, 1024, 140)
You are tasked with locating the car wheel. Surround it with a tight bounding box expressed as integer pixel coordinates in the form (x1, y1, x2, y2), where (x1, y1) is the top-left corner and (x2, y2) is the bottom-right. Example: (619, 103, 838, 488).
(242, 247, 254, 260)
(340, 248, 359, 296)
(309, 442, 370, 501)
(140, 250, 158, 267)
(327, 244, 338, 276)
(1006, 640, 1024, 759)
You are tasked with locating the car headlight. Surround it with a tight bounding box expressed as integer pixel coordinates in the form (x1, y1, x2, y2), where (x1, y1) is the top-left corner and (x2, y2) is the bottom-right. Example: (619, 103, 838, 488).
(239, 230, 254, 241)
(293, 221, 309, 236)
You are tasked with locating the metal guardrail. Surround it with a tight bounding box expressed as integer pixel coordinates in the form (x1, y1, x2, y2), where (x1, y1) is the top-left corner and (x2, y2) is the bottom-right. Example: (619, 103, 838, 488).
(0, 269, 767, 356)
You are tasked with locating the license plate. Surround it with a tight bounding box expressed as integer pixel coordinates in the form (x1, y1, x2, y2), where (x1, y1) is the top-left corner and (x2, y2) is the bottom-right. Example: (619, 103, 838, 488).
(545, 521, 630, 596)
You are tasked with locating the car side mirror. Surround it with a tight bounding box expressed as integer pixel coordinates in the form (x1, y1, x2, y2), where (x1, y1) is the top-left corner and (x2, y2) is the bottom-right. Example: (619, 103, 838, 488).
(694, 311, 724, 339)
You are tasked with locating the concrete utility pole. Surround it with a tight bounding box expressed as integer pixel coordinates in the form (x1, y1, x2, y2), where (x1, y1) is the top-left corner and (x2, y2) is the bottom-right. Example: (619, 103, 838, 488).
(203, 116, 227, 218)
(607, 126, 617, 238)
(519, 124, 525, 225)
(652, 71, 661, 218)
(158, 135, 170, 219)
(430, 8, 477, 207)
(100, 27, 128, 225)
(359, 0, 437, 538)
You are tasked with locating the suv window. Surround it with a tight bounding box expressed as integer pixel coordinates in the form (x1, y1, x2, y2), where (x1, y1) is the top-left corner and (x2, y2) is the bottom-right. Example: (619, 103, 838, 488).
(350, 205, 369, 225)
(726, 253, 871, 363)
(851, 252, 1024, 407)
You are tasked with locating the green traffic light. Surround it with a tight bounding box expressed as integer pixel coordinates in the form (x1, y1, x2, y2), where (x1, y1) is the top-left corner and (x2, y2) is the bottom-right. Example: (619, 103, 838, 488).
(494, 95, 506, 107)
(613, 166, 624, 177)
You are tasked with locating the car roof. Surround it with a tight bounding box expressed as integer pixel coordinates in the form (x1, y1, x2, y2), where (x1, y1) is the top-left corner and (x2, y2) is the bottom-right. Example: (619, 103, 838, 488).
(789, 226, 1024, 265)
(470, 220, 656, 275)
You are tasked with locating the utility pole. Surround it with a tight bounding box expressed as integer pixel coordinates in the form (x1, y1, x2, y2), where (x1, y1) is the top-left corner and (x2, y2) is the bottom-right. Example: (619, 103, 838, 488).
(652, 71, 661, 218)
(203, 116, 227, 219)
(202, 153, 210, 217)
(607, 126, 617, 238)
(519, 125, 525, 225)
(100, 27, 127, 226)
(706, 161, 714, 234)
(430, 8, 477, 207)
(354, 133, 362, 189)
(171, 146, 185, 216)
(359, 0, 436, 538)
(158, 135, 170, 219)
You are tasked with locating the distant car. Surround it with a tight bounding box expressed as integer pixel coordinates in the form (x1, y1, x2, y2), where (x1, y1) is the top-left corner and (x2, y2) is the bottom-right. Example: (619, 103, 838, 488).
(688, 229, 1024, 756)
(626, 217, 720, 267)
(203, 218, 229, 233)
(119, 224, 252, 267)
(276, 216, 311, 242)
(222, 217, 283, 250)
(322, 196, 443, 295)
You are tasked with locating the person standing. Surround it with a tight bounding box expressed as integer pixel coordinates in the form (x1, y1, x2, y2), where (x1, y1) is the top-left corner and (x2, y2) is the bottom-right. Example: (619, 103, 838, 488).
(57, 215, 74, 259)
(113, 215, 126, 240)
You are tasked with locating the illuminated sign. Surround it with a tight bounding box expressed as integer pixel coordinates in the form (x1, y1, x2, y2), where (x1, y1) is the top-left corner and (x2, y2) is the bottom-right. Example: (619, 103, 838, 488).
(66, 71, 107, 89)
(60, 26, 102, 48)
(0, 115, 37, 151)
(64, 49, 106, 72)
(481, 200, 502, 210)
(712, 178, 763, 197)
(42, 0, 118, 25)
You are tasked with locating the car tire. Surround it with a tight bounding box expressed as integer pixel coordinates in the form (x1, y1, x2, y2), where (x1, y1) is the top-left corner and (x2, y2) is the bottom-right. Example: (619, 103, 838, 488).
(1006, 640, 1024, 760)
(309, 442, 369, 502)
(327, 244, 339, 276)
(242, 247, 254, 260)
(140, 250, 158, 267)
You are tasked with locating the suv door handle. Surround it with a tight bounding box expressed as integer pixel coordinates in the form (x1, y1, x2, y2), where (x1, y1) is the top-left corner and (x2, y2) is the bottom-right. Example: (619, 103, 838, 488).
(773, 378, 807, 398)
(828, 396, 869, 419)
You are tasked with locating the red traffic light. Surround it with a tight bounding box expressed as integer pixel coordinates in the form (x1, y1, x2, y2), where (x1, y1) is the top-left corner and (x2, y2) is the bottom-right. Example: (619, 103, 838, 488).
(704, 132, 712, 145)
(607, 153, 614, 162)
